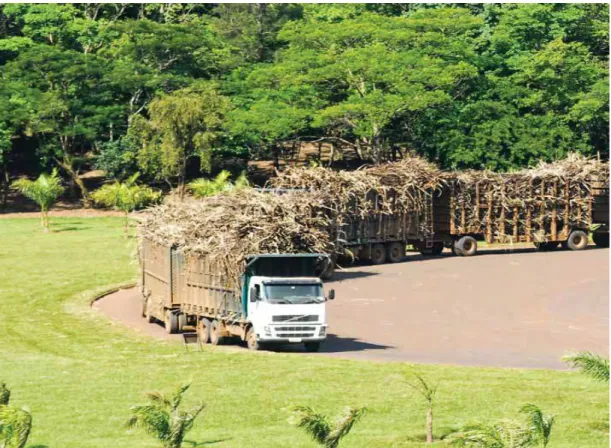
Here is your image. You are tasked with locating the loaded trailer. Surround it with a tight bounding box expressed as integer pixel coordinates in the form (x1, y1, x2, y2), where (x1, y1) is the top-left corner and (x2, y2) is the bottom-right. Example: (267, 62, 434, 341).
(139, 238, 335, 352)
(331, 174, 609, 264)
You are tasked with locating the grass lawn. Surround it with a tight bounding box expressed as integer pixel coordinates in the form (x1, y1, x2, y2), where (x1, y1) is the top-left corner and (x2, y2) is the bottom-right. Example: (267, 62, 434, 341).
(0, 217, 608, 447)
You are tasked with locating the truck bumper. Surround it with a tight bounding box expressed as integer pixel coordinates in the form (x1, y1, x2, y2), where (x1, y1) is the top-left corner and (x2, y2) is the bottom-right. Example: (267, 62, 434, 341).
(258, 336, 326, 344)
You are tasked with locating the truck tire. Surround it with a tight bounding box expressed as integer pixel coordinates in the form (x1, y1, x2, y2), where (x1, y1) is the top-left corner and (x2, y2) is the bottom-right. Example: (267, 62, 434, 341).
(566, 230, 588, 251)
(593, 232, 609, 248)
(319, 261, 335, 281)
(210, 320, 224, 345)
(456, 236, 477, 256)
(178, 313, 187, 332)
(197, 318, 211, 344)
(144, 298, 155, 323)
(304, 342, 321, 353)
(370, 244, 387, 265)
(246, 327, 262, 351)
(387, 242, 405, 263)
(165, 311, 179, 334)
(451, 241, 462, 256)
(430, 242, 444, 256)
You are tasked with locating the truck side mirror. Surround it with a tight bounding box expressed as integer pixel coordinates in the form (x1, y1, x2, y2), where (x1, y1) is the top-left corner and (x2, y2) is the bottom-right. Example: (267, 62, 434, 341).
(327, 289, 335, 301)
(249, 286, 258, 303)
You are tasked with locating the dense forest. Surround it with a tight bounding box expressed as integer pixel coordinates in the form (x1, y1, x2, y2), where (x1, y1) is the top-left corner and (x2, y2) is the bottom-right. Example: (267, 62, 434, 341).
(0, 3, 608, 203)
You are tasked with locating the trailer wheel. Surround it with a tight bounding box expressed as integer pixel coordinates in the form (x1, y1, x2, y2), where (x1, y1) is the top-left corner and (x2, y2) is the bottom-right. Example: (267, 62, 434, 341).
(144, 298, 155, 323)
(430, 242, 444, 256)
(246, 327, 262, 351)
(304, 342, 321, 352)
(210, 320, 224, 345)
(197, 318, 211, 344)
(451, 241, 462, 256)
(566, 230, 588, 251)
(319, 261, 335, 281)
(370, 244, 387, 265)
(593, 232, 609, 248)
(164, 311, 179, 334)
(387, 242, 405, 263)
(456, 236, 477, 256)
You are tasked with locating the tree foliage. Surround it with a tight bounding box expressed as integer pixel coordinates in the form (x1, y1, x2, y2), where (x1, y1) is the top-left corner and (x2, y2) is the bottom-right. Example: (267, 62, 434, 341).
(127, 383, 206, 448)
(0, 3, 608, 192)
(563, 351, 610, 382)
(188, 170, 249, 198)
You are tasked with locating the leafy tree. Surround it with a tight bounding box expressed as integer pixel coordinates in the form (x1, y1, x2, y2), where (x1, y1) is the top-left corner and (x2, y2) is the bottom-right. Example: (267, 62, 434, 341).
(127, 383, 206, 448)
(188, 170, 249, 198)
(290, 406, 366, 448)
(93, 137, 140, 181)
(406, 374, 437, 444)
(12, 169, 64, 232)
(563, 352, 610, 382)
(91, 173, 160, 233)
(130, 83, 230, 197)
(0, 405, 32, 448)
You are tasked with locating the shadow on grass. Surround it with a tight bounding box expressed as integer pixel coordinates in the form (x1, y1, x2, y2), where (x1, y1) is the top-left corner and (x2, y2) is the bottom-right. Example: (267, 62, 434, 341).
(52, 226, 93, 233)
(184, 438, 232, 446)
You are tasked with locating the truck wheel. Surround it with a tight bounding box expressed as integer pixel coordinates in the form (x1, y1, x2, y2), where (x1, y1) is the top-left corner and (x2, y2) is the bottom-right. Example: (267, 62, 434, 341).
(178, 313, 187, 332)
(566, 230, 588, 251)
(319, 261, 335, 281)
(210, 320, 224, 345)
(593, 232, 609, 248)
(370, 244, 387, 265)
(164, 311, 179, 334)
(387, 242, 405, 263)
(197, 318, 211, 344)
(456, 236, 477, 256)
(534, 241, 560, 251)
(431, 242, 444, 256)
(304, 342, 321, 353)
(246, 327, 262, 351)
(451, 241, 462, 256)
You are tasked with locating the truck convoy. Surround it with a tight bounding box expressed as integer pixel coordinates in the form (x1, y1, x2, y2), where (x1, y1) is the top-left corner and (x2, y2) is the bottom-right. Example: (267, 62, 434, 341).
(140, 238, 335, 351)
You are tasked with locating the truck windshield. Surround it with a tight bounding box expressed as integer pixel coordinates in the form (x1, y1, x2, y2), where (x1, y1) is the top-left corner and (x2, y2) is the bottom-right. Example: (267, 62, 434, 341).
(264, 284, 323, 304)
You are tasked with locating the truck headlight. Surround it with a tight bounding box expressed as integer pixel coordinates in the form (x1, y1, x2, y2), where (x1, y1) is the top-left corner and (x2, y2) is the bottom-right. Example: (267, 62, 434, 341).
(319, 326, 327, 337)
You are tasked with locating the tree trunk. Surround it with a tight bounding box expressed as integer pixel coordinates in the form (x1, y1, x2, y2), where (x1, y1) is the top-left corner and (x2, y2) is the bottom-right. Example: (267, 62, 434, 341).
(426, 406, 433, 444)
(124, 212, 129, 236)
(54, 157, 91, 207)
(1, 163, 9, 209)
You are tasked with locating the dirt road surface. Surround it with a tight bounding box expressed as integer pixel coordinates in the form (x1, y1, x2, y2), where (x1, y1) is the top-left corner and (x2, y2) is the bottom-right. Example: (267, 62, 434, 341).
(94, 246, 609, 369)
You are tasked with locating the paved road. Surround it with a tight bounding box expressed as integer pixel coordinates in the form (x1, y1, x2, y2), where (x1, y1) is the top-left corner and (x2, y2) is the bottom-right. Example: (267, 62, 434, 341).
(94, 246, 609, 369)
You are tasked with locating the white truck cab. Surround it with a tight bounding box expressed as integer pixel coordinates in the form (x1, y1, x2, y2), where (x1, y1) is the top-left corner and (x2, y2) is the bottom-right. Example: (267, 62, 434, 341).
(247, 276, 334, 351)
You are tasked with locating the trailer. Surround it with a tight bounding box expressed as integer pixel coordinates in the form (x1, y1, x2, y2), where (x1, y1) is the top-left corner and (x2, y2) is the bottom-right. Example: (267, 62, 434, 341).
(139, 239, 335, 352)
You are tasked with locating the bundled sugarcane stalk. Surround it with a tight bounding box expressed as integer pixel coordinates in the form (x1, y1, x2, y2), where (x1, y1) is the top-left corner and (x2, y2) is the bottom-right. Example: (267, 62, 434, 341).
(444, 153, 609, 243)
(138, 189, 335, 287)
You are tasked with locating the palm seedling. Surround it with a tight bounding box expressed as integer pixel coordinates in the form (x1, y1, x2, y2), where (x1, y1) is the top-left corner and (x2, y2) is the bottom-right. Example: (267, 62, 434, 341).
(290, 405, 366, 448)
(91, 173, 161, 234)
(188, 170, 250, 198)
(0, 385, 33, 448)
(520, 404, 554, 447)
(563, 352, 609, 382)
(127, 383, 206, 448)
(12, 169, 64, 232)
(406, 374, 438, 444)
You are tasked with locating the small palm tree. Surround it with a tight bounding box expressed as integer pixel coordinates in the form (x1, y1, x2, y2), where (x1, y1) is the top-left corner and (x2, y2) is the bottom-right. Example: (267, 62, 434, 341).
(188, 170, 249, 198)
(563, 352, 609, 382)
(0, 405, 32, 448)
(520, 404, 554, 448)
(290, 405, 366, 448)
(127, 383, 206, 448)
(406, 374, 437, 444)
(91, 173, 161, 234)
(12, 169, 64, 232)
(0, 384, 10, 406)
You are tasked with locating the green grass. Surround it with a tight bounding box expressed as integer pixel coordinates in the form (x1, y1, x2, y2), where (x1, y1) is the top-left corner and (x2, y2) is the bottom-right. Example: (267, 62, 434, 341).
(0, 218, 608, 447)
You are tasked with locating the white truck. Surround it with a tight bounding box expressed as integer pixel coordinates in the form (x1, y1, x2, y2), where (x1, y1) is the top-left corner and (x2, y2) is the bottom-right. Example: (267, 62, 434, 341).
(140, 239, 335, 352)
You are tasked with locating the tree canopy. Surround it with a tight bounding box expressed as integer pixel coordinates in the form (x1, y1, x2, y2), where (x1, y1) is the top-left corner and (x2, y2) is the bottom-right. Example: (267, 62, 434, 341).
(0, 3, 608, 199)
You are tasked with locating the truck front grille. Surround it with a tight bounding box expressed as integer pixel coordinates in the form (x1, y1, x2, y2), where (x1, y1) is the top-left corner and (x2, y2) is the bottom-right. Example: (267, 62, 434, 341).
(273, 315, 318, 323)
(274, 326, 317, 338)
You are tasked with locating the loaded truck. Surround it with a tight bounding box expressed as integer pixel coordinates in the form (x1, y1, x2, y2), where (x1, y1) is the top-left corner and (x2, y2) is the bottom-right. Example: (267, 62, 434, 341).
(332, 175, 609, 265)
(139, 238, 335, 352)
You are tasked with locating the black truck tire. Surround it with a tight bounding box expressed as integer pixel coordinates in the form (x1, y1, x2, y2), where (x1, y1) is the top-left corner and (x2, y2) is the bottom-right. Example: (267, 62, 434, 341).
(210, 320, 224, 345)
(246, 327, 262, 351)
(370, 244, 387, 265)
(197, 318, 211, 344)
(304, 342, 321, 352)
(178, 313, 187, 332)
(456, 236, 477, 256)
(593, 231, 609, 248)
(164, 310, 179, 334)
(566, 230, 588, 251)
(319, 261, 335, 281)
(451, 241, 462, 256)
(387, 242, 405, 263)
(144, 298, 155, 323)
